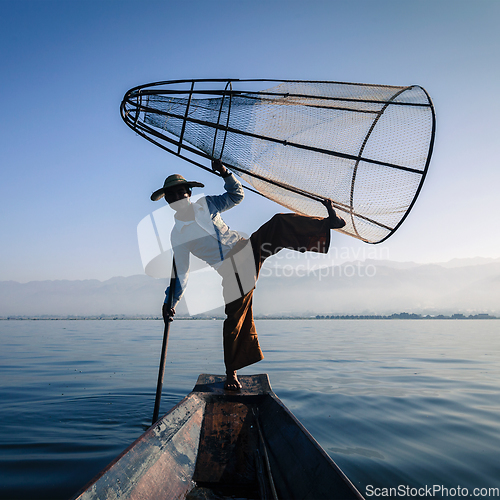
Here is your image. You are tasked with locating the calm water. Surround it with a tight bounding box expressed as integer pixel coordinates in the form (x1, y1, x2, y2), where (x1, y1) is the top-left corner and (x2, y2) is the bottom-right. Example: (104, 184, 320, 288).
(1, 319, 500, 499)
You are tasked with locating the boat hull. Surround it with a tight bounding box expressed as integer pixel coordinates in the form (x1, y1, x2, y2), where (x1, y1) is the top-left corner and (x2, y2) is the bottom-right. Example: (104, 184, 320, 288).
(73, 374, 364, 499)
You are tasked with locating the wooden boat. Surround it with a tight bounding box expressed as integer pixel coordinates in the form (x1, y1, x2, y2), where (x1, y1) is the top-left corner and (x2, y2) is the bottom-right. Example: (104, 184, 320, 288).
(72, 374, 364, 500)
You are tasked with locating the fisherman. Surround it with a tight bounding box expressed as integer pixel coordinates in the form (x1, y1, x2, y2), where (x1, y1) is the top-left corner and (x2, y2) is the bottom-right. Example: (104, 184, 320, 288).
(151, 159, 346, 391)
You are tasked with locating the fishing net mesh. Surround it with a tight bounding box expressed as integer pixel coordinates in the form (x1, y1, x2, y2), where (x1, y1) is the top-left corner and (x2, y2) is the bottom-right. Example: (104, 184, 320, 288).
(123, 80, 434, 243)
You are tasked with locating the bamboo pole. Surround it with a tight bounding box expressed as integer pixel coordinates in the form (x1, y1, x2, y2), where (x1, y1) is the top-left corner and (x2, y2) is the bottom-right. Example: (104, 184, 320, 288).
(152, 259, 177, 425)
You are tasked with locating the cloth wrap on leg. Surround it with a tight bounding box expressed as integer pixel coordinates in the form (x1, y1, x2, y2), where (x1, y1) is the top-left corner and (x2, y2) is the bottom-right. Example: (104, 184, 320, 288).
(218, 213, 331, 372)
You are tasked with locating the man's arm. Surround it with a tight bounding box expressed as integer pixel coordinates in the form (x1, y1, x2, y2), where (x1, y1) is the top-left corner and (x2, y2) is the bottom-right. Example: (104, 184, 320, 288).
(212, 159, 229, 177)
(208, 159, 244, 213)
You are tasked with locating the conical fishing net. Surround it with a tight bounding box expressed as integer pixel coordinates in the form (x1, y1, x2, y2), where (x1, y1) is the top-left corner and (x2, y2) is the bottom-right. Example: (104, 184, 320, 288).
(121, 79, 435, 243)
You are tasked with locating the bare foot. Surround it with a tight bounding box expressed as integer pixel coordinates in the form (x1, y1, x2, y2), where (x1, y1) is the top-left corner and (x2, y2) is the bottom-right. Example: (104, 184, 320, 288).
(224, 371, 242, 391)
(321, 199, 346, 229)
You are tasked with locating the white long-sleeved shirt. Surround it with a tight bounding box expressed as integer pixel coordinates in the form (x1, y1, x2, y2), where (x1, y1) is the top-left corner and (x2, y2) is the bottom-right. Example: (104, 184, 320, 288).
(165, 173, 244, 307)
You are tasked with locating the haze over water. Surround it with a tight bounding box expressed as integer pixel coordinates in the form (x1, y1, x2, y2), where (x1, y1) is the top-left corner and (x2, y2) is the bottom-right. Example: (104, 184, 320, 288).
(1, 319, 499, 499)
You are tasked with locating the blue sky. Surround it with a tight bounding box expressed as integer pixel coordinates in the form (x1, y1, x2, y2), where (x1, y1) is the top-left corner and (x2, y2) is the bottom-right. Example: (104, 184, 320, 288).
(1, 0, 499, 282)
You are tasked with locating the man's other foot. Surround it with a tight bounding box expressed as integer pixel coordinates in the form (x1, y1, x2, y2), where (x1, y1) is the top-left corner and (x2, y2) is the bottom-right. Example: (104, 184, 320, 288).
(322, 199, 346, 229)
(224, 371, 242, 391)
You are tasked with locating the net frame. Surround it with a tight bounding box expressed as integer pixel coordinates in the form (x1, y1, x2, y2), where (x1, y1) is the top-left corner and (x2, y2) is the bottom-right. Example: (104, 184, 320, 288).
(120, 78, 435, 244)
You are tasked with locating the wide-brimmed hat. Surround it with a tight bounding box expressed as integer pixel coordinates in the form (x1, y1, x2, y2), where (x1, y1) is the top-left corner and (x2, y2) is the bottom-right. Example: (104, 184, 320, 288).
(151, 174, 204, 201)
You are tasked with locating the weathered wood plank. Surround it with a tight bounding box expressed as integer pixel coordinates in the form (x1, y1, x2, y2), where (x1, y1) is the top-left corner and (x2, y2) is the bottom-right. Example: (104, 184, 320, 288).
(74, 394, 205, 500)
(193, 401, 258, 485)
(72, 375, 364, 500)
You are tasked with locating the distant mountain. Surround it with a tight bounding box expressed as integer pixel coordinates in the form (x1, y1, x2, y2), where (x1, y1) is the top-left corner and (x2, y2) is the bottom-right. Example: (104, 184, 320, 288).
(1, 259, 500, 318)
(0, 276, 170, 317)
(431, 257, 500, 268)
(253, 260, 500, 317)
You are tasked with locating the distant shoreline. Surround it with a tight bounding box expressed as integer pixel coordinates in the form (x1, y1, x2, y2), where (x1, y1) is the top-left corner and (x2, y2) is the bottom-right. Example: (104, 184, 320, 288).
(1, 313, 498, 320)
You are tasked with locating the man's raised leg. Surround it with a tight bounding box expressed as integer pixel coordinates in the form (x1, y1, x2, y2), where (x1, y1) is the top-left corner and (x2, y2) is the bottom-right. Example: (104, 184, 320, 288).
(321, 199, 346, 229)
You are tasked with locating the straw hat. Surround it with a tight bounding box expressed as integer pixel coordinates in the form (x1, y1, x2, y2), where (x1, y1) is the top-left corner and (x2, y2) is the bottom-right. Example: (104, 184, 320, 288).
(151, 174, 204, 201)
